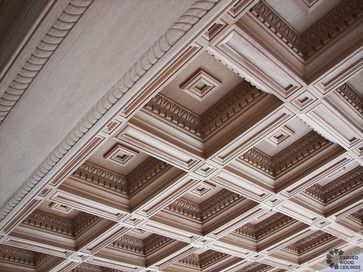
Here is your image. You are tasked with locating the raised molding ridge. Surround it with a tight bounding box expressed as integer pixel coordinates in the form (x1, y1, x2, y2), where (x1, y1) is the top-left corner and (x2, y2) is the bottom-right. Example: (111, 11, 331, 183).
(250, 0, 363, 59)
(336, 83, 363, 115)
(145, 94, 203, 136)
(73, 162, 127, 195)
(240, 131, 331, 177)
(0, 0, 93, 125)
(23, 209, 74, 237)
(127, 157, 171, 196)
(0, 0, 220, 223)
(286, 231, 335, 255)
(306, 167, 363, 203)
(0, 244, 36, 266)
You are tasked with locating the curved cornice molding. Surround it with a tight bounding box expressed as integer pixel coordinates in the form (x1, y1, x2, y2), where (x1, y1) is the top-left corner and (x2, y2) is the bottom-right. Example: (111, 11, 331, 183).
(0, 0, 222, 224)
(0, 0, 93, 125)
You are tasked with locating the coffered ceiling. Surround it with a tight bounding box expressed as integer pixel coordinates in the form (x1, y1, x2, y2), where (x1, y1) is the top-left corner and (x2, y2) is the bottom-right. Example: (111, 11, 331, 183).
(0, 0, 362, 271)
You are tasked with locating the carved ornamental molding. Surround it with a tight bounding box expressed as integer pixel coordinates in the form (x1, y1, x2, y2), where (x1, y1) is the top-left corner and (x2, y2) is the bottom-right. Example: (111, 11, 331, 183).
(144, 80, 266, 139)
(240, 131, 331, 178)
(250, 0, 363, 59)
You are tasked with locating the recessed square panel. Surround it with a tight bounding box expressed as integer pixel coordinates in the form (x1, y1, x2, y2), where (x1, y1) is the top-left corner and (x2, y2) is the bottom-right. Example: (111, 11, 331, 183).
(181, 69, 221, 101)
(190, 181, 216, 197)
(104, 144, 139, 166)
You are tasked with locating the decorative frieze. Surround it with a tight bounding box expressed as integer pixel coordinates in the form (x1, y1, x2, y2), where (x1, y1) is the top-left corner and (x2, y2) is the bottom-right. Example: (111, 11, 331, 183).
(143, 80, 265, 139)
(112, 235, 144, 255)
(144, 94, 203, 136)
(73, 212, 101, 237)
(250, 1, 301, 56)
(179, 250, 228, 269)
(242, 263, 272, 272)
(336, 83, 363, 115)
(350, 209, 363, 224)
(200, 189, 243, 220)
(111, 234, 173, 256)
(235, 213, 296, 240)
(127, 157, 171, 196)
(144, 234, 173, 255)
(299, 0, 363, 58)
(0, 244, 36, 266)
(73, 162, 127, 195)
(167, 198, 201, 221)
(201, 80, 265, 138)
(23, 209, 74, 237)
(72, 263, 119, 272)
(286, 231, 336, 255)
(305, 167, 363, 204)
(250, 0, 363, 59)
(167, 189, 243, 222)
(199, 250, 228, 268)
(240, 131, 331, 178)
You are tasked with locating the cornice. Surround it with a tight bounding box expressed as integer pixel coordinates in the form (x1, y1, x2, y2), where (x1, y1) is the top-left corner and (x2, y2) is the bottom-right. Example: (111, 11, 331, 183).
(144, 94, 203, 137)
(0, 0, 93, 125)
(110, 233, 173, 256)
(127, 157, 171, 196)
(242, 263, 272, 272)
(349, 208, 363, 224)
(144, 233, 173, 255)
(23, 209, 74, 237)
(240, 131, 331, 178)
(72, 263, 119, 272)
(0, 0, 221, 224)
(72, 162, 128, 195)
(73, 212, 101, 237)
(201, 80, 265, 138)
(179, 253, 200, 268)
(235, 213, 296, 240)
(178, 250, 228, 269)
(336, 83, 363, 115)
(305, 167, 363, 204)
(286, 231, 335, 255)
(112, 235, 144, 255)
(0, 244, 36, 267)
(143, 80, 265, 139)
(199, 250, 228, 268)
(167, 198, 201, 221)
(250, 1, 301, 56)
(249, 0, 363, 59)
(167, 189, 243, 222)
(200, 189, 243, 220)
(299, 0, 363, 58)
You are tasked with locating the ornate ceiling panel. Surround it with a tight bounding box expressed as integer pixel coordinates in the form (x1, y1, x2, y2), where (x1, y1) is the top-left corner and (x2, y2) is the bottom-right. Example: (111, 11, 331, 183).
(0, 0, 362, 271)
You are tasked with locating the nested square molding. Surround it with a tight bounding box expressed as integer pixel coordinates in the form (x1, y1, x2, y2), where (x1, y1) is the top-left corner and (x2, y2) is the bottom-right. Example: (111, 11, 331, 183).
(180, 69, 221, 101)
(103, 144, 139, 166)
